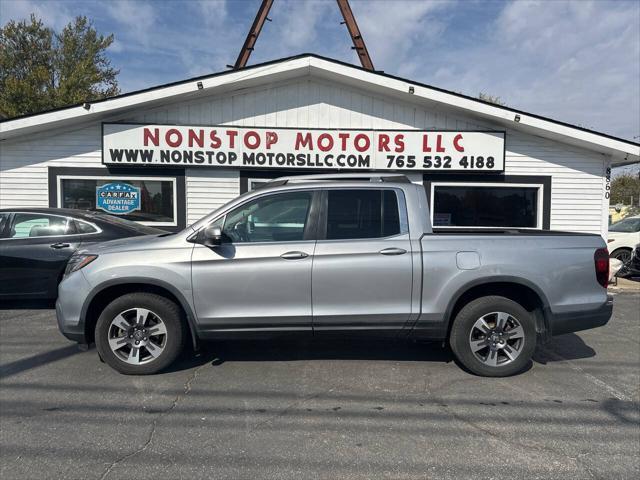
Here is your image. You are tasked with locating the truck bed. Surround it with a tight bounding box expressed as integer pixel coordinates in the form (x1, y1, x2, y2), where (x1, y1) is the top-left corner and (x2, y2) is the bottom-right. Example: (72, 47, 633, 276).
(430, 228, 598, 236)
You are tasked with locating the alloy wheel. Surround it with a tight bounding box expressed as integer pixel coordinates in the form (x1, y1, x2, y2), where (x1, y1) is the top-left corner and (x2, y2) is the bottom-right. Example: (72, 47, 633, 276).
(468, 311, 525, 367)
(614, 250, 632, 264)
(107, 308, 168, 365)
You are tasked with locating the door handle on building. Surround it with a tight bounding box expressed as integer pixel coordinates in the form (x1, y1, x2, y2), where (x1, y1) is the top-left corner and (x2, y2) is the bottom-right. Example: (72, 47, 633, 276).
(280, 251, 309, 260)
(379, 247, 407, 256)
(50, 243, 70, 249)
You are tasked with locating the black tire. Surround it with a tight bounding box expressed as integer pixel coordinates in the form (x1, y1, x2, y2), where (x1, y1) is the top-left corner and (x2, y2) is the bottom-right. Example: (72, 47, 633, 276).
(449, 296, 536, 377)
(95, 293, 186, 375)
(611, 248, 632, 264)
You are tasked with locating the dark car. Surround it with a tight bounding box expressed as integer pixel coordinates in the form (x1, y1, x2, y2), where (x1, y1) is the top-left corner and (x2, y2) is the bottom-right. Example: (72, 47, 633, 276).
(617, 243, 640, 279)
(0, 208, 165, 300)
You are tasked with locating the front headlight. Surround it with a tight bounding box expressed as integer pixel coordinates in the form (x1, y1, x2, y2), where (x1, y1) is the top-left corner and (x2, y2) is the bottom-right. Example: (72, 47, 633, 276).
(64, 254, 98, 276)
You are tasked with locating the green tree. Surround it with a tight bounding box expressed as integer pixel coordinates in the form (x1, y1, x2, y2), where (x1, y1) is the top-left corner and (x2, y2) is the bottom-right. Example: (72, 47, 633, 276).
(611, 173, 640, 206)
(0, 14, 119, 118)
(478, 92, 506, 106)
(0, 15, 53, 117)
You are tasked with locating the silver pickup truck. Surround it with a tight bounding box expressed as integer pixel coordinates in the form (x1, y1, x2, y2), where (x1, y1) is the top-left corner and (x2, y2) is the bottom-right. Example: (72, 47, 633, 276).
(56, 174, 613, 376)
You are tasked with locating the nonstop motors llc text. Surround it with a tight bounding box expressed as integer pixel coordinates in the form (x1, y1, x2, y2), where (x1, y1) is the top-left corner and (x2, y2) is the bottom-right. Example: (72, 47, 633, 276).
(102, 125, 506, 171)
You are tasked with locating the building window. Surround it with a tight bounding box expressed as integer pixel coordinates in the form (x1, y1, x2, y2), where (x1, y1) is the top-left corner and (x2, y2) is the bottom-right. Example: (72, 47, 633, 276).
(58, 176, 177, 226)
(247, 178, 269, 191)
(430, 183, 542, 228)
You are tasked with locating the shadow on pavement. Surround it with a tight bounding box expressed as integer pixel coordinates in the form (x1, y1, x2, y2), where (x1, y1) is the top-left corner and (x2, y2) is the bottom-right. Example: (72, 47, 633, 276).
(533, 333, 596, 364)
(163, 333, 599, 375)
(164, 337, 455, 373)
(0, 328, 598, 377)
(0, 345, 81, 379)
(0, 299, 55, 310)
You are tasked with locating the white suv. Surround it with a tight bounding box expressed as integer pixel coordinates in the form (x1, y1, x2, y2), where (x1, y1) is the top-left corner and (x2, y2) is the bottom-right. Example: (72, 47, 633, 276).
(608, 215, 640, 263)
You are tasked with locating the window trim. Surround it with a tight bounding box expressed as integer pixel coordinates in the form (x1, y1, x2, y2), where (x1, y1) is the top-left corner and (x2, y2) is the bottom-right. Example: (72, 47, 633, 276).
(0, 211, 103, 241)
(48, 166, 186, 231)
(247, 178, 270, 191)
(56, 174, 178, 227)
(430, 182, 544, 229)
(318, 187, 409, 241)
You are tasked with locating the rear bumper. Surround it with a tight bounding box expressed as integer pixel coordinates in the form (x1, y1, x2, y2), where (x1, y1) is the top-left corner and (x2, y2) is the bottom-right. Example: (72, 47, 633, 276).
(548, 295, 613, 336)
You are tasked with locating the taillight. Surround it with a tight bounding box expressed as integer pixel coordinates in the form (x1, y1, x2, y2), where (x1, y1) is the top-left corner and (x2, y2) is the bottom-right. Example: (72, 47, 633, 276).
(594, 248, 609, 288)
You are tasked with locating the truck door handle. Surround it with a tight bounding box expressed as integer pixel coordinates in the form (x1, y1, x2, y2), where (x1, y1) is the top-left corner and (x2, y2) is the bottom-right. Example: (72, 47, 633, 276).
(280, 251, 309, 260)
(379, 247, 407, 256)
(50, 243, 70, 249)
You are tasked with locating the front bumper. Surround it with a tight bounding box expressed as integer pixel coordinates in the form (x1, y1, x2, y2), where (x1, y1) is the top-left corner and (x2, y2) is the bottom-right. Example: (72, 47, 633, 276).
(549, 295, 614, 336)
(56, 271, 93, 343)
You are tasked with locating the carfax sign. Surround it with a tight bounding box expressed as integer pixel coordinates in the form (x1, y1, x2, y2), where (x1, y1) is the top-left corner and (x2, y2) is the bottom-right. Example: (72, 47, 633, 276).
(96, 182, 141, 215)
(103, 123, 505, 172)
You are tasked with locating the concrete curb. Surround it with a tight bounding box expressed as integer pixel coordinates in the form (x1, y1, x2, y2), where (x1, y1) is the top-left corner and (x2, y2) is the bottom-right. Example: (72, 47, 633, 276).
(608, 277, 640, 292)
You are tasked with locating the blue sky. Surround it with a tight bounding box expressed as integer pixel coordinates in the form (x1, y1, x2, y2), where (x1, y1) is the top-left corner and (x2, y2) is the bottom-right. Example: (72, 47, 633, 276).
(2, 0, 639, 142)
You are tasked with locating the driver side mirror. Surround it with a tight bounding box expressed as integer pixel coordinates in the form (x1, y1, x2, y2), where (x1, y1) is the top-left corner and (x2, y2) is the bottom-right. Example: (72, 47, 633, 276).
(202, 225, 223, 247)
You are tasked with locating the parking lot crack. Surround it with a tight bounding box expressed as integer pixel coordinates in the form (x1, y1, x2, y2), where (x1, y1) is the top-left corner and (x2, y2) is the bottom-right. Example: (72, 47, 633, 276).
(249, 389, 332, 432)
(98, 364, 206, 480)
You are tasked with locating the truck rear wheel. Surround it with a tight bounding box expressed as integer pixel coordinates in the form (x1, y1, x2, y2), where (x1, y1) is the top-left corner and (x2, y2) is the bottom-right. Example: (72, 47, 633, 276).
(449, 296, 536, 377)
(95, 293, 186, 375)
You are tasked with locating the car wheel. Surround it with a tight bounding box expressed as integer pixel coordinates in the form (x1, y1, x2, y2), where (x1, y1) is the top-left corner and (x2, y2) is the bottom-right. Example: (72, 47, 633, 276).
(449, 296, 536, 377)
(611, 248, 632, 264)
(95, 293, 186, 375)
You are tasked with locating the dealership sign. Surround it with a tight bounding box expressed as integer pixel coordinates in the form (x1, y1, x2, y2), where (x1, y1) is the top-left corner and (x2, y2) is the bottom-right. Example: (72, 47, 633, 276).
(96, 182, 141, 215)
(103, 123, 505, 172)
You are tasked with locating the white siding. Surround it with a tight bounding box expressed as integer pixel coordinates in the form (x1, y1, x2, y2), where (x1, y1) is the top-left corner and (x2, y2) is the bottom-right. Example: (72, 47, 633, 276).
(1, 75, 609, 234)
(503, 129, 607, 233)
(185, 169, 239, 224)
(0, 124, 103, 208)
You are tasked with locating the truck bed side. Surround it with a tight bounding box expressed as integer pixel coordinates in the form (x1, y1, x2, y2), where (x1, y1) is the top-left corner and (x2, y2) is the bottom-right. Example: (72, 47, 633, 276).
(411, 232, 609, 339)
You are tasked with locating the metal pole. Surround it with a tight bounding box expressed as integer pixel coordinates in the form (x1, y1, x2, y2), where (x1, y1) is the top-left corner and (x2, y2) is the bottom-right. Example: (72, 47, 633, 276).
(233, 0, 274, 70)
(336, 0, 375, 71)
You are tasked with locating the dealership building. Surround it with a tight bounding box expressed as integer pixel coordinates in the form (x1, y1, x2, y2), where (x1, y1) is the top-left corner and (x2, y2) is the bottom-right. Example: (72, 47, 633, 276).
(1, 54, 638, 235)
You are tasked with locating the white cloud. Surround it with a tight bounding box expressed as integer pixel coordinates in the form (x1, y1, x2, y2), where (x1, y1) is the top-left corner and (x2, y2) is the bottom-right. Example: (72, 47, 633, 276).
(351, 0, 454, 76)
(103, 0, 159, 47)
(2, 0, 638, 140)
(247, 0, 343, 62)
(100, 0, 237, 84)
(0, 0, 73, 29)
(276, 0, 334, 50)
(349, 0, 639, 140)
(471, 0, 639, 139)
(195, 0, 228, 27)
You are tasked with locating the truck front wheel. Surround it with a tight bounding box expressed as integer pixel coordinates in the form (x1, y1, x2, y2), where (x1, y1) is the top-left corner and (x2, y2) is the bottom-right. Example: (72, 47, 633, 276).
(449, 296, 536, 377)
(95, 293, 186, 375)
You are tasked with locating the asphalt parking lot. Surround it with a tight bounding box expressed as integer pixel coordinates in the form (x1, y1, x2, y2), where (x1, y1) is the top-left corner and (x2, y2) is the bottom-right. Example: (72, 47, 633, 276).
(1, 293, 639, 480)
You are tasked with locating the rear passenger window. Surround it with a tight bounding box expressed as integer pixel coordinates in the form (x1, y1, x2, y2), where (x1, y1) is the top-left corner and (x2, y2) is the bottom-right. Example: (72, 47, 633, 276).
(326, 189, 403, 240)
(9, 214, 73, 238)
(73, 220, 99, 234)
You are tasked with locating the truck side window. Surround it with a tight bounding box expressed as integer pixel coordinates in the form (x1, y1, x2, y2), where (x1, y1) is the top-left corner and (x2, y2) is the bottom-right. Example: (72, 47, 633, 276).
(326, 189, 402, 240)
(222, 191, 313, 243)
